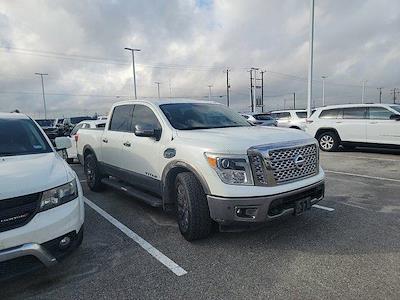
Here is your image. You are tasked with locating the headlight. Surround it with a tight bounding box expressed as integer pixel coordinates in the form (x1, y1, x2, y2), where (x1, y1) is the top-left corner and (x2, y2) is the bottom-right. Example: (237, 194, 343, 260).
(39, 179, 78, 211)
(205, 153, 254, 185)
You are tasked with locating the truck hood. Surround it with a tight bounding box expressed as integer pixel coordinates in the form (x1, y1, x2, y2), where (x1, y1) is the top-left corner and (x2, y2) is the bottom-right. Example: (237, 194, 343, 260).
(175, 126, 313, 153)
(0, 152, 73, 200)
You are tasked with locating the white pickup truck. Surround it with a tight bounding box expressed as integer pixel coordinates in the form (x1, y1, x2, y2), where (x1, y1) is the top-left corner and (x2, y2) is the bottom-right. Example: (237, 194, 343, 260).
(77, 99, 325, 241)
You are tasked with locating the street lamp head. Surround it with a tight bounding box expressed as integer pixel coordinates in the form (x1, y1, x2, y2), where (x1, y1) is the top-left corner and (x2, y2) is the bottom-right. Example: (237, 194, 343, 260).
(35, 72, 48, 76)
(321, 75, 327, 79)
(124, 47, 141, 52)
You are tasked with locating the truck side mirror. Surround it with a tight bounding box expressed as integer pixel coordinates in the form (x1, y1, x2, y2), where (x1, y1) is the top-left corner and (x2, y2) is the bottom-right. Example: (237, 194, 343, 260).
(55, 136, 72, 150)
(390, 114, 400, 121)
(134, 124, 161, 140)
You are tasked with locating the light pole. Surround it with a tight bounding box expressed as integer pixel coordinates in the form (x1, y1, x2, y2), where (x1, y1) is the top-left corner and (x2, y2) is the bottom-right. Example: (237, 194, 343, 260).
(361, 80, 367, 103)
(124, 47, 141, 99)
(321, 75, 327, 106)
(35, 72, 48, 119)
(154, 82, 161, 98)
(208, 85, 213, 101)
(306, 0, 315, 118)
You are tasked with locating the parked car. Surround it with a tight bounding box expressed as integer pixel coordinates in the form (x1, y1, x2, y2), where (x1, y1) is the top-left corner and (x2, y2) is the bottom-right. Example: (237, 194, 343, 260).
(241, 113, 277, 126)
(66, 120, 106, 163)
(269, 110, 309, 130)
(305, 103, 400, 151)
(97, 115, 108, 121)
(0, 113, 84, 267)
(77, 99, 325, 241)
(35, 119, 61, 140)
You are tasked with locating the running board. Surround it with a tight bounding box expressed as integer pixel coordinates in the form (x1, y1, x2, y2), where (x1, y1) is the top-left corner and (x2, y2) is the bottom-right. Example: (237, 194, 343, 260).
(102, 177, 163, 208)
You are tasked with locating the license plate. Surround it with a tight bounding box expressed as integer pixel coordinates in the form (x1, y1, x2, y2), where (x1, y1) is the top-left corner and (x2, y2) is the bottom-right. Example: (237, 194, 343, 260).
(294, 198, 311, 216)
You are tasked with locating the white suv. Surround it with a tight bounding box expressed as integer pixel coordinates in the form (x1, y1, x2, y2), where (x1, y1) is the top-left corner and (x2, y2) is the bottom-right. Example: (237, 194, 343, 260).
(270, 110, 308, 130)
(0, 113, 84, 267)
(306, 104, 400, 151)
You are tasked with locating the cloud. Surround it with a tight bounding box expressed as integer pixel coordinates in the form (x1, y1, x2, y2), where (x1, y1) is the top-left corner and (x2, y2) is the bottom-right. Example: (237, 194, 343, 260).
(0, 0, 399, 117)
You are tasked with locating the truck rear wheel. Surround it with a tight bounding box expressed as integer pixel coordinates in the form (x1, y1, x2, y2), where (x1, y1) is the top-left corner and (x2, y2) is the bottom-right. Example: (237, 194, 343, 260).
(175, 172, 212, 241)
(84, 154, 104, 191)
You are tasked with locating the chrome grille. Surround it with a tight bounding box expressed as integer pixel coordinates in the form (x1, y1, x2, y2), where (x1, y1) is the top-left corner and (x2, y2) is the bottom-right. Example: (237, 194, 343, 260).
(249, 141, 319, 186)
(269, 144, 318, 184)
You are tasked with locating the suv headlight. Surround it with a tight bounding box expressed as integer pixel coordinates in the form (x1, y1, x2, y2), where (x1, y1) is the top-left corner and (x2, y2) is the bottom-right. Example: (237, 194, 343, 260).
(205, 153, 253, 185)
(39, 179, 78, 211)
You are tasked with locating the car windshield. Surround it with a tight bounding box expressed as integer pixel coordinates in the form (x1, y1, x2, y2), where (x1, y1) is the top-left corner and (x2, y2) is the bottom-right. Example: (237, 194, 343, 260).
(0, 118, 52, 157)
(36, 119, 55, 127)
(390, 105, 400, 114)
(160, 103, 251, 130)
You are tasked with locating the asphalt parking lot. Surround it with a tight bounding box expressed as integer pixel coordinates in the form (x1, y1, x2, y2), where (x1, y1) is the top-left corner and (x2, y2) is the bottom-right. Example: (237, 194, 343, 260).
(2, 149, 400, 299)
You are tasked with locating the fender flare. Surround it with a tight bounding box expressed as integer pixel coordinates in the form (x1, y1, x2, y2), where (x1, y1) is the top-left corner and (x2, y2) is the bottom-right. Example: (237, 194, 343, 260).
(315, 127, 341, 141)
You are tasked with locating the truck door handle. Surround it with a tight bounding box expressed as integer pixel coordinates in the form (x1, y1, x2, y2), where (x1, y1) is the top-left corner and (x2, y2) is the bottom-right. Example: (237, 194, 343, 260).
(123, 141, 131, 147)
(102, 138, 108, 143)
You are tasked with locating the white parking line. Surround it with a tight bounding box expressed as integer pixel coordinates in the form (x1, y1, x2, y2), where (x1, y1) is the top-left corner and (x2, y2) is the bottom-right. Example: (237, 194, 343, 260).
(326, 170, 400, 183)
(83, 197, 187, 277)
(312, 204, 335, 212)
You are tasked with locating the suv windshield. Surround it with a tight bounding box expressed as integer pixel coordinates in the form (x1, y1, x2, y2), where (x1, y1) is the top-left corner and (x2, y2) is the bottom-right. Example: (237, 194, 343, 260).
(0, 118, 52, 157)
(390, 105, 400, 114)
(160, 103, 251, 130)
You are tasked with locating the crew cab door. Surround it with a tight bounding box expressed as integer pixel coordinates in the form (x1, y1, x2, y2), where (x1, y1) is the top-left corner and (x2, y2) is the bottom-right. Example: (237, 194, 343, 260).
(121, 104, 163, 195)
(336, 107, 367, 143)
(366, 106, 400, 145)
(101, 104, 134, 169)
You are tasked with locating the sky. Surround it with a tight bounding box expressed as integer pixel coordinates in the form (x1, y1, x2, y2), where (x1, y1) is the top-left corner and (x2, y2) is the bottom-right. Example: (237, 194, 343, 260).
(0, 0, 399, 118)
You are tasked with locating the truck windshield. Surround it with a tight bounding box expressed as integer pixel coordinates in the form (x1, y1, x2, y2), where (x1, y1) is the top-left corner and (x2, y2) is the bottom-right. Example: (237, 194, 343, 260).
(0, 118, 52, 157)
(160, 103, 251, 130)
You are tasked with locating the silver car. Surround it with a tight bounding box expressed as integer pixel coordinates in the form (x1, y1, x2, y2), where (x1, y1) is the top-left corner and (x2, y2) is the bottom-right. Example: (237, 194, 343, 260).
(241, 113, 277, 127)
(269, 110, 309, 130)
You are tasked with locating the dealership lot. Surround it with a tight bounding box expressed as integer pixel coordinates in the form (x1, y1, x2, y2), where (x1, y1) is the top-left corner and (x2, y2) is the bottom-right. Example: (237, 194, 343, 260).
(1, 150, 400, 299)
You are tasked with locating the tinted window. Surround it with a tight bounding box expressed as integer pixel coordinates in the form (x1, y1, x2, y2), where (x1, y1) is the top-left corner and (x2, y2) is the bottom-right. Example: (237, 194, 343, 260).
(70, 116, 92, 124)
(273, 112, 291, 119)
(254, 114, 273, 120)
(343, 107, 367, 119)
(160, 103, 250, 130)
(109, 105, 134, 132)
(319, 109, 342, 119)
(296, 112, 307, 118)
(241, 115, 250, 119)
(0, 119, 52, 156)
(132, 105, 161, 129)
(368, 107, 393, 120)
(70, 123, 83, 135)
(390, 105, 400, 113)
(36, 119, 55, 127)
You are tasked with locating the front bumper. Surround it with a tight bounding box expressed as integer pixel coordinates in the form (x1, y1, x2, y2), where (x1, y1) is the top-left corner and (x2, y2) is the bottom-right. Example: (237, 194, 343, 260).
(0, 226, 83, 267)
(207, 180, 324, 224)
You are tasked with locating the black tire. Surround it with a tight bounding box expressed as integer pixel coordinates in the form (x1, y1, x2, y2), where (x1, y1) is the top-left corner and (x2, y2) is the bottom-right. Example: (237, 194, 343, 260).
(175, 172, 212, 241)
(84, 154, 104, 191)
(317, 131, 340, 152)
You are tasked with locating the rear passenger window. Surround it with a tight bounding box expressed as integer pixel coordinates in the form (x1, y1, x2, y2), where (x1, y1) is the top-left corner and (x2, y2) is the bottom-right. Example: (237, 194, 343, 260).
(343, 108, 367, 119)
(296, 112, 307, 118)
(109, 105, 134, 132)
(368, 107, 393, 120)
(132, 105, 161, 129)
(319, 109, 342, 119)
(277, 112, 291, 119)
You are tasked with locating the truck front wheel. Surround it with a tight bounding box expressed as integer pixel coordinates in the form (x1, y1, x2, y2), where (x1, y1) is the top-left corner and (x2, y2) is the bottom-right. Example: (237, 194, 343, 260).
(84, 154, 104, 191)
(175, 172, 212, 241)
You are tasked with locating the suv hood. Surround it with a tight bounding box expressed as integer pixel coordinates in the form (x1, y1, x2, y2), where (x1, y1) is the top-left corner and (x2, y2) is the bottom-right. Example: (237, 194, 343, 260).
(175, 126, 313, 153)
(0, 153, 72, 200)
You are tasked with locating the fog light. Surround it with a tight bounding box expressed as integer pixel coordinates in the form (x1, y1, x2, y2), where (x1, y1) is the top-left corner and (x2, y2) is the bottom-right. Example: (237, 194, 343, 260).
(59, 236, 71, 249)
(235, 207, 258, 219)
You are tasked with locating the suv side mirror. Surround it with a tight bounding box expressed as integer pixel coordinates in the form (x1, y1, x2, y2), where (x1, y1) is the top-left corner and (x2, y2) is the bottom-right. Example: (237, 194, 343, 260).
(55, 136, 72, 150)
(390, 114, 400, 121)
(134, 124, 161, 140)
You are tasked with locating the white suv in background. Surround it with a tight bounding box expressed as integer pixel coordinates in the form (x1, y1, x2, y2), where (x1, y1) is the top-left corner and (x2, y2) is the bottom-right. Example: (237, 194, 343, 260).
(306, 104, 400, 151)
(270, 110, 308, 130)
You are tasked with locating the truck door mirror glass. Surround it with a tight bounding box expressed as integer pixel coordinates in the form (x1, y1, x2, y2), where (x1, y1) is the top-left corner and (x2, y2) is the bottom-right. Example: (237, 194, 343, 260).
(390, 114, 400, 121)
(134, 124, 156, 138)
(55, 136, 72, 150)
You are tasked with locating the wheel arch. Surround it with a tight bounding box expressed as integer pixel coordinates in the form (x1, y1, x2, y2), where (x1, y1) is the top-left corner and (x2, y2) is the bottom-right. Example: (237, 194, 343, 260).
(161, 161, 210, 207)
(82, 145, 98, 164)
(315, 127, 341, 141)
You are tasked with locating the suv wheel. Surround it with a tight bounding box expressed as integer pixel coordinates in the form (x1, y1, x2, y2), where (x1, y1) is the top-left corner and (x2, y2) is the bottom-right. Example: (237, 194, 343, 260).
(318, 131, 340, 152)
(84, 154, 104, 191)
(175, 172, 212, 241)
